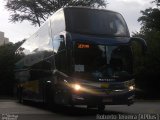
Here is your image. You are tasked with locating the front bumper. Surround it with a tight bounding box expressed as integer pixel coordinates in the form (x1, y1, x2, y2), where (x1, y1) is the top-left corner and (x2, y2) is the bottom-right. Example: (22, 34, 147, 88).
(71, 89, 135, 106)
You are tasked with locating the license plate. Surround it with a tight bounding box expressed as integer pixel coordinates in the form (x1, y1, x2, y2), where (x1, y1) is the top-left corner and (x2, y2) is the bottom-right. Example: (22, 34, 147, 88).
(101, 83, 109, 88)
(102, 98, 112, 102)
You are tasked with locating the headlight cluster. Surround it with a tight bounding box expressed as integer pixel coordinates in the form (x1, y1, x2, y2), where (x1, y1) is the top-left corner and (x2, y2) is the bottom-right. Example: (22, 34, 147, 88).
(69, 83, 82, 91)
(73, 84, 81, 91)
(124, 80, 135, 91)
(129, 85, 135, 91)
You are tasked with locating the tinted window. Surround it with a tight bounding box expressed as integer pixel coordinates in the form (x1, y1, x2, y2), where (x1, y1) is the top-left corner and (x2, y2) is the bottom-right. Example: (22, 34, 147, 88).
(73, 42, 133, 80)
(65, 8, 129, 37)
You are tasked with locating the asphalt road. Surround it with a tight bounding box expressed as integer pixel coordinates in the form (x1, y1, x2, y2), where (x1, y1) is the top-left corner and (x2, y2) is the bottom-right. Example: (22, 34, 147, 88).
(0, 99, 160, 120)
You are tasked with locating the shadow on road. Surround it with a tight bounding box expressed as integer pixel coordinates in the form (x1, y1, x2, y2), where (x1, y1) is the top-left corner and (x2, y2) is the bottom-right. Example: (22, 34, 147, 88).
(51, 105, 126, 116)
(19, 100, 126, 117)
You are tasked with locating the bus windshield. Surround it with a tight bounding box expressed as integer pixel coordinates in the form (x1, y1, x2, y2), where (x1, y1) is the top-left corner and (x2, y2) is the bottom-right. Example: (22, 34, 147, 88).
(72, 43, 133, 81)
(65, 8, 129, 37)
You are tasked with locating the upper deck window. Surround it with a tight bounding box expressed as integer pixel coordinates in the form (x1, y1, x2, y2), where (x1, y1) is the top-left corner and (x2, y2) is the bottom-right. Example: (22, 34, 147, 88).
(65, 8, 129, 37)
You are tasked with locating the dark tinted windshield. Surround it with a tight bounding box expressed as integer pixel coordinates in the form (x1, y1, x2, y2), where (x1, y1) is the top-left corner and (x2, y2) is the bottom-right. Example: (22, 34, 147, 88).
(65, 8, 129, 37)
(73, 42, 133, 80)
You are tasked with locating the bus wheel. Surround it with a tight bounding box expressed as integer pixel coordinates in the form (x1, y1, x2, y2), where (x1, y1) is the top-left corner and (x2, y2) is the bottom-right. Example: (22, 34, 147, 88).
(45, 89, 54, 108)
(18, 87, 23, 103)
(97, 105, 105, 112)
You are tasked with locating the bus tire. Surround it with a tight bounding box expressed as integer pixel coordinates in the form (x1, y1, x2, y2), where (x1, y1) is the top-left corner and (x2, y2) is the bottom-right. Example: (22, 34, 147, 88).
(18, 87, 23, 103)
(44, 83, 56, 109)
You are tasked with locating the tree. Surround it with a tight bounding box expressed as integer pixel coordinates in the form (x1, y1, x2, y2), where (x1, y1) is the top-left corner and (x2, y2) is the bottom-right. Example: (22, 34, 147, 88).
(138, 8, 160, 33)
(0, 40, 24, 96)
(5, 0, 107, 26)
(133, 4, 160, 99)
(155, 0, 160, 6)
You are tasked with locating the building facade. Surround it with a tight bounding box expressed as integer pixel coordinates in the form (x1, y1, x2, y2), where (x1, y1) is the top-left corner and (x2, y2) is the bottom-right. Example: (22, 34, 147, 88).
(0, 31, 9, 46)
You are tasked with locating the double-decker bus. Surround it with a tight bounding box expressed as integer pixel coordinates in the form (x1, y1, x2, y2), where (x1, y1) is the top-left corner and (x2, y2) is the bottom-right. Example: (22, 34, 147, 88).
(15, 7, 147, 111)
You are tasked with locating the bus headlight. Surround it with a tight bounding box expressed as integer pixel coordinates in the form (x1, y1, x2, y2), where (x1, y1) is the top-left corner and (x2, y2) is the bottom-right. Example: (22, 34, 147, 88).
(73, 84, 81, 91)
(129, 85, 135, 91)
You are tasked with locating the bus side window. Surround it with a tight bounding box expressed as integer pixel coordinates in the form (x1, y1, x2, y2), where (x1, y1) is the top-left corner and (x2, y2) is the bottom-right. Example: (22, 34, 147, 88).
(53, 35, 67, 73)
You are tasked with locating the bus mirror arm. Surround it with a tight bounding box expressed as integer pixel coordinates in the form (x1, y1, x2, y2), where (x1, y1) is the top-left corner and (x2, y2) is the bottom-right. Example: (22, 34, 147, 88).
(53, 69, 57, 75)
(53, 69, 69, 79)
(130, 37, 147, 55)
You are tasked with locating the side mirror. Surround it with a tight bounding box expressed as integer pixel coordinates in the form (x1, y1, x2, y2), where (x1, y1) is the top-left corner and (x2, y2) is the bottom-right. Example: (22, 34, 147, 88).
(130, 37, 147, 55)
(53, 35, 64, 42)
(53, 35, 65, 53)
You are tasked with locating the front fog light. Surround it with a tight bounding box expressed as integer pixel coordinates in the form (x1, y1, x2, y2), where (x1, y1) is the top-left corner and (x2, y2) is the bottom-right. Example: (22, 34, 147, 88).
(129, 85, 135, 91)
(74, 84, 81, 91)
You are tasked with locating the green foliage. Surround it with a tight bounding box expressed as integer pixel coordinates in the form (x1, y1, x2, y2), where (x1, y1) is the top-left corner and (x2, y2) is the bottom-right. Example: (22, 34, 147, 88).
(133, 6, 160, 99)
(0, 41, 24, 96)
(153, 0, 160, 6)
(5, 0, 107, 26)
(133, 31, 160, 99)
(133, 31, 160, 73)
(138, 8, 160, 32)
(134, 7, 160, 75)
